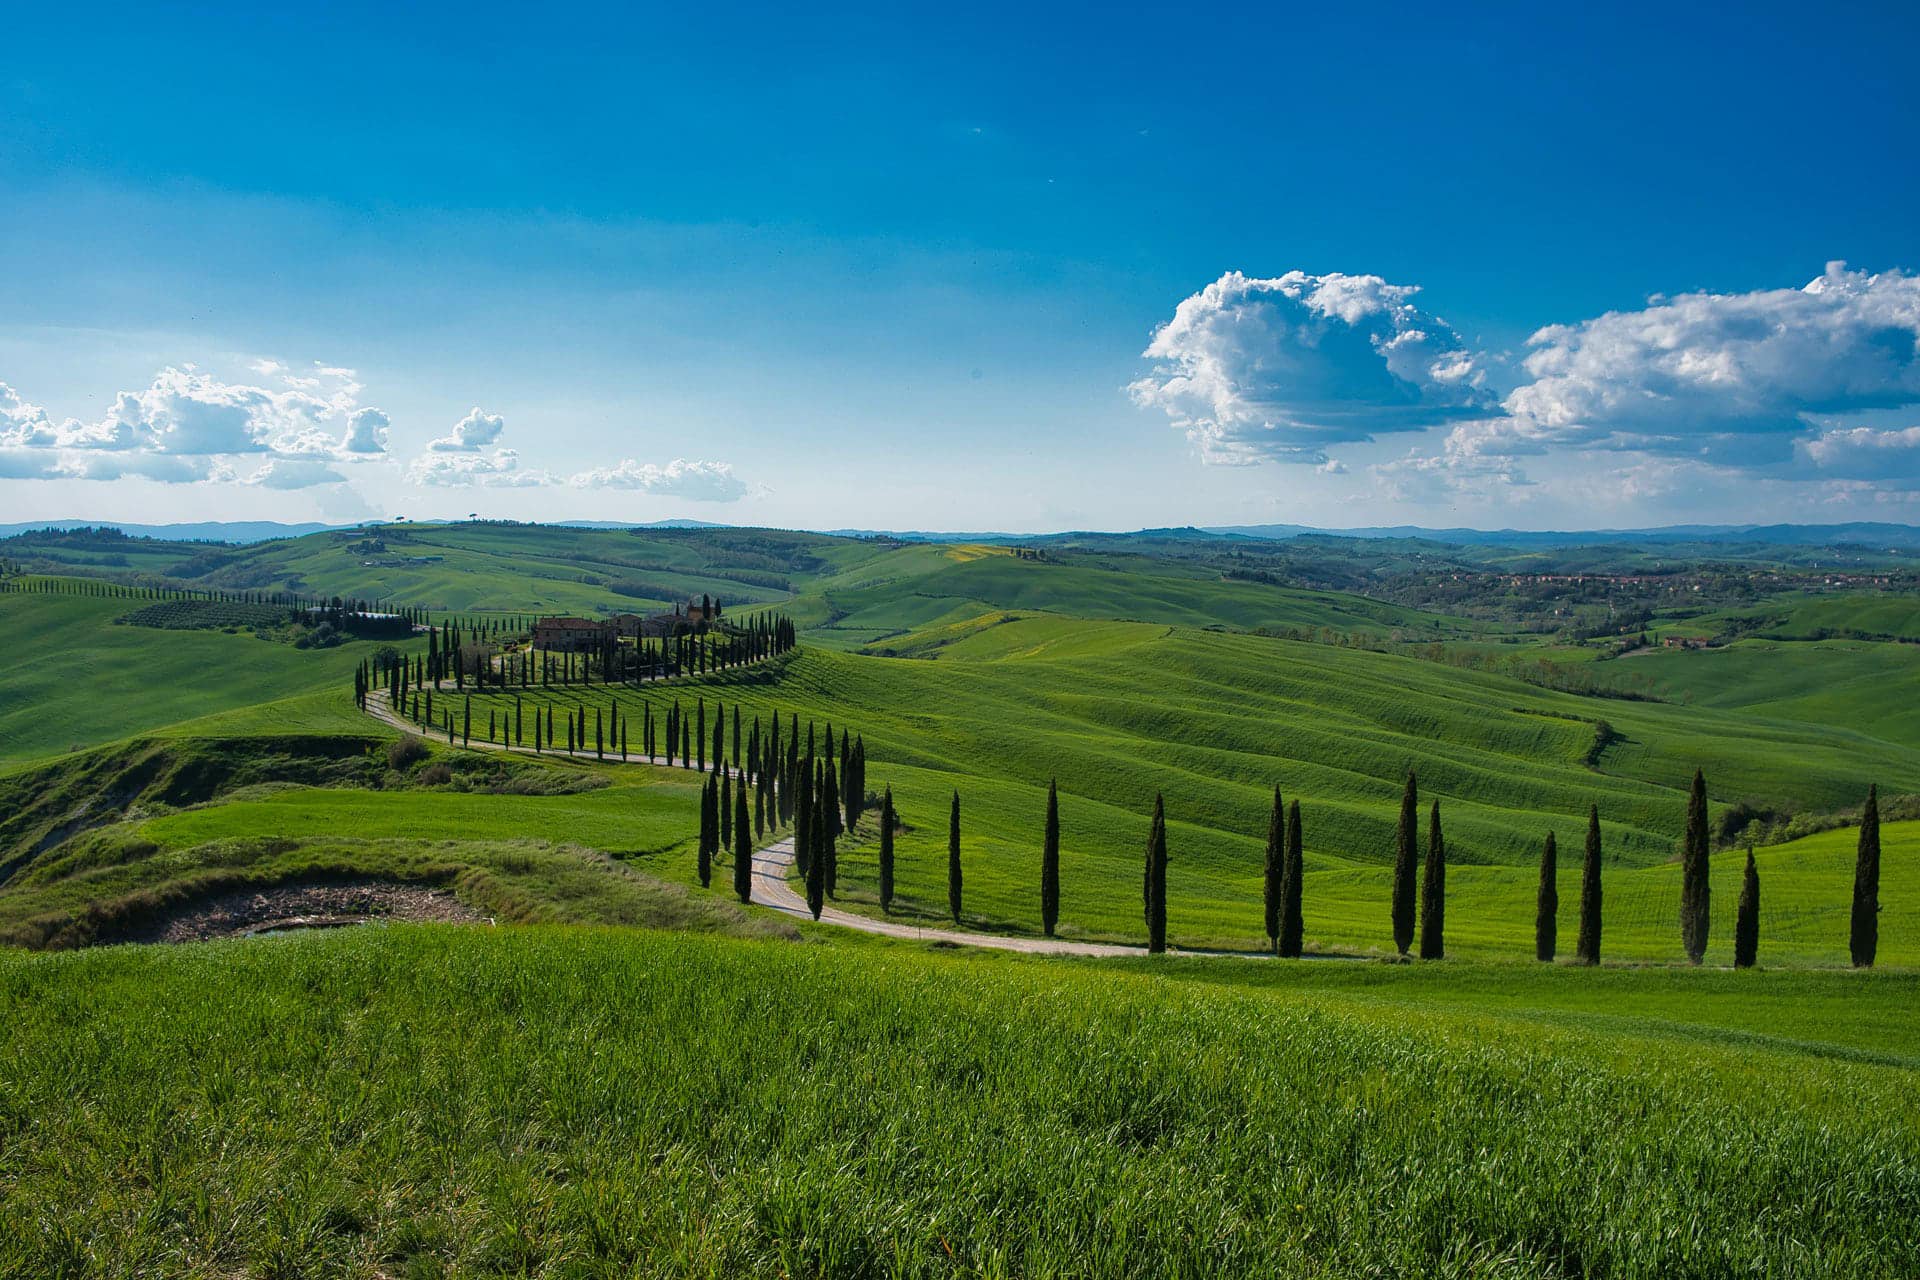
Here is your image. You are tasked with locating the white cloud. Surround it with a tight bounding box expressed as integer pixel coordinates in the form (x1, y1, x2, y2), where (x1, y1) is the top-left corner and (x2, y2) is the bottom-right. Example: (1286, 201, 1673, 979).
(567, 457, 749, 501)
(1370, 433, 1532, 504)
(1129, 269, 1495, 465)
(427, 407, 506, 452)
(408, 448, 548, 488)
(342, 407, 390, 455)
(59, 452, 219, 484)
(1800, 423, 1920, 484)
(0, 362, 397, 492)
(1136, 261, 1920, 505)
(1503, 262, 1920, 453)
(245, 457, 350, 489)
(0, 382, 60, 448)
(0, 448, 64, 479)
(0, 364, 379, 462)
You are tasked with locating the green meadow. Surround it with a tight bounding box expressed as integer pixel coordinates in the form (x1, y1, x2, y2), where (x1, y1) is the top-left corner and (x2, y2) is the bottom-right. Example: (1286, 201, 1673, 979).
(1, 928, 1914, 1276)
(0, 589, 400, 766)
(3, 526, 1918, 1275)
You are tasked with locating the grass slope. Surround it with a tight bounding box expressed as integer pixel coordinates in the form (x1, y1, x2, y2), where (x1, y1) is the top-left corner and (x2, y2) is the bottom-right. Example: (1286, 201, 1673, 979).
(1599, 637, 1920, 750)
(0, 591, 400, 766)
(166, 523, 895, 615)
(1, 928, 1913, 1276)
(446, 626, 1920, 954)
(0, 731, 773, 948)
(795, 546, 1471, 649)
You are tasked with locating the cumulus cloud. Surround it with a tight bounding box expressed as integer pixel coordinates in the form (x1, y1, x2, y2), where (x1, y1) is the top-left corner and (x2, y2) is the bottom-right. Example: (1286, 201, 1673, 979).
(0, 363, 388, 487)
(1129, 270, 1495, 465)
(1136, 262, 1920, 508)
(59, 452, 219, 484)
(245, 457, 351, 489)
(0, 448, 64, 479)
(408, 448, 547, 488)
(342, 407, 390, 455)
(1502, 262, 1920, 452)
(428, 408, 506, 452)
(567, 457, 750, 501)
(1800, 424, 1920, 484)
(1371, 431, 1533, 504)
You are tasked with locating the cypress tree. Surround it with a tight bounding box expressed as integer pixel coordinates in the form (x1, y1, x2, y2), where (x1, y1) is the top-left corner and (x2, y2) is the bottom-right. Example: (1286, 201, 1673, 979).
(1576, 805, 1603, 965)
(1391, 772, 1418, 955)
(879, 787, 896, 912)
(1734, 845, 1760, 969)
(1535, 830, 1558, 962)
(1851, 783, 1881, 967)
(1262, 787, 1284, 952)
(805, 784, 826, 921)
(824, 767, 839, 899)
(1680, 768, 1710, 964)
(734, 781, 752, 903)
(1419, 800, 1446, 960)
(1145, 794, 1168, 954)
(850, 736, 866, 829)
(948, 791, 963, 924)
(825, 760, 842, 839)
(1041, 779, 1060, 937)
(721, 771, 733, 848)
(794, 760, 812, 880)
(1279, 799, 1304, 958)
(697, 776, 714, 888)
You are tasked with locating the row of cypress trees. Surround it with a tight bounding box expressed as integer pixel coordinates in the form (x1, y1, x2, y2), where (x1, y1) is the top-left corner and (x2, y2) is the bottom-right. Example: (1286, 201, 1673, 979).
(1082, 767, 1888, 965)
(682, 706, 876, 921)
(374, 660, 1890, 967)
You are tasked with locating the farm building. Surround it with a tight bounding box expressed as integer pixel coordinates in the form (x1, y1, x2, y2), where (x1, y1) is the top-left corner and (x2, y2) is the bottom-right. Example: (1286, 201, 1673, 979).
(532, 616, 615, 652)
(611, 599, 724, 638)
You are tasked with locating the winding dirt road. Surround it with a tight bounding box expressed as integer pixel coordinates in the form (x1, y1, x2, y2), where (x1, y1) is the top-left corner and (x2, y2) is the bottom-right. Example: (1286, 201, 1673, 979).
(364, 688, 1157, 957)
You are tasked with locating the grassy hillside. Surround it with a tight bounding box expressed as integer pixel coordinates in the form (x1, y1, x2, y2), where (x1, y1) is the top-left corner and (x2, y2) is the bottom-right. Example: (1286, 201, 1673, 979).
(158, 522, 893, 616)
(2, 927, 1913, 1276)
(0, 730, 771, 948)
(794, 545, 1473, 649)
(8, 564, 1913, 961)
(1594, 638, 1920, 750)
(1702, 590, 1920, 641)
(0, 589, 402, 766)
(431, 620, 1916, 956)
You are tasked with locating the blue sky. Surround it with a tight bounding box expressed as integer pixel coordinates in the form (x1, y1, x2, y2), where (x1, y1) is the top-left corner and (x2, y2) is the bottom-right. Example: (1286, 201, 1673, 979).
(3, 1, 1918, 530)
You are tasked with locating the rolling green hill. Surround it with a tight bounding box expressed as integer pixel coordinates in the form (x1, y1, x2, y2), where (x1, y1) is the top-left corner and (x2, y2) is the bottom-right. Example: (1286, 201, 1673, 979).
(0, 589, 401, 767)
(3, 523, 1916, 1275)
(431, 620, 1914, 955)
(1593, 638, 1920, 750)
(794, 545, 1474, 649)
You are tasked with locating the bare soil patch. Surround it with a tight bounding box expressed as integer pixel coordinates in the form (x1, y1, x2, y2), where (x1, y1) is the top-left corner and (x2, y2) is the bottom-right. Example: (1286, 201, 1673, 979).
(135, 880, 485, 943)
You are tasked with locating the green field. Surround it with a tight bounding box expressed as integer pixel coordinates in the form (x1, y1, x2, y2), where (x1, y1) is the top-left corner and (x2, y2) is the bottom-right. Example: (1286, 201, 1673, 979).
(1594, 638, 1920, 750)
(2, 927, 1914, 1276)
(0, 589, 404, 767)
(3, 523, 1917, 1275)
(430, 617, 1913, 957)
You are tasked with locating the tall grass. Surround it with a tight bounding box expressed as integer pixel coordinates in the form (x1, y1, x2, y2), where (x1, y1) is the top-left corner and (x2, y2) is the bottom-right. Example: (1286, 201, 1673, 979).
(1, 928, 1914, 1276)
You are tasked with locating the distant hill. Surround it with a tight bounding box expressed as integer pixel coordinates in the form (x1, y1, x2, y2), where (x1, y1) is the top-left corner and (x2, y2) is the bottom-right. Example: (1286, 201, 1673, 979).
(0, 519, 345, 544)
(8, 516, 1920, 552)
(1205, 522, 1920, 549)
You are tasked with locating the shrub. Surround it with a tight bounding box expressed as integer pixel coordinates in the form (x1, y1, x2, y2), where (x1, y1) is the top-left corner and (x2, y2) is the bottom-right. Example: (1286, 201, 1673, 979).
(418, 763, 453, 786)
(387, 736, 430, 771)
